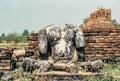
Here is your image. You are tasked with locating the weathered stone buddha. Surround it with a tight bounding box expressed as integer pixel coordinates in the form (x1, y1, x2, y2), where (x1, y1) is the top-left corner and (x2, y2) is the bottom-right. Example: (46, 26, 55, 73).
(37, 24, 85, 73)
(38, 24, 85, 63)
(22, 24, 104, 73)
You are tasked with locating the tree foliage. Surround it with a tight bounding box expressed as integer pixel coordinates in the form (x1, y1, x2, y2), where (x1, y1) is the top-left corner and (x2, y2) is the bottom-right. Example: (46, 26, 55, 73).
(80, 17, 89, 28)
(97, 6, 103, 10)
(6, 32, 18, 42)
(1, 33, 5, 37)
(113, 20, 120, 27)
(22, 29, 29, 36)
(83, 17, 89, 25)
(0, 29, 29, 43)
(0, 33, 6, 42)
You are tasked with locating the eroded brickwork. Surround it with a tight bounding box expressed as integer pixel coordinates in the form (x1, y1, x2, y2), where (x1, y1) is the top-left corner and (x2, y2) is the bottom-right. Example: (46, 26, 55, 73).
(82, 9, 120, 61)
(0, 48, 13, 70)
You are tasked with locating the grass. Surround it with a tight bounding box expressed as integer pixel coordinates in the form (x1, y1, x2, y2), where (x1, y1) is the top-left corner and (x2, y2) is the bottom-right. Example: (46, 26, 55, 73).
(87, 61, 120, 81)
(103, 63, 120, 76)
(12, 66, 35, 81)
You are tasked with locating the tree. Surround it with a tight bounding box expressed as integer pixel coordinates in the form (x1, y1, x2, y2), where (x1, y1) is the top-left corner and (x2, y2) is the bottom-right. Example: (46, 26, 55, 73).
(1, 33, 5, 37)
(80, 17, 89, 28)
(6, 32, 18, 42)
(83, 17, 89, 25)
(0, 33, 6, 43)
(22, 29, 29, 36)
(97, 6, 103, 10)
(80, 24, 84, 28)
(16, 36, 27, 42)
(113, 20, 120, 27)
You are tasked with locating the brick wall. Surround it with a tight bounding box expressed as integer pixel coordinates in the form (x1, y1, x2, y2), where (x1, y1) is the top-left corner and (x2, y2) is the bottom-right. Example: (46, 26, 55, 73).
(0, 48, 13, 70)
(82, 28, 120, 61)
(82, 9, 120, 61)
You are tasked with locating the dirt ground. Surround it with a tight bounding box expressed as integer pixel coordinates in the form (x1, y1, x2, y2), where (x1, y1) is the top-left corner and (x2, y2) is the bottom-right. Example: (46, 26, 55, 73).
(0, 43, 27, 49)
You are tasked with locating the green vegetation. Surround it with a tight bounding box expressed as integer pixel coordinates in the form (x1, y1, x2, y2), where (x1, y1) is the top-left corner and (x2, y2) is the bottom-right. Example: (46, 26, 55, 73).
(80, 17, 89, 28)
(97, 6, 103, 10)
(113, 19, 120, 27)
(22, 29, 30, 36)
(86, 62, 120, 81)
(0, 29, 30, 43)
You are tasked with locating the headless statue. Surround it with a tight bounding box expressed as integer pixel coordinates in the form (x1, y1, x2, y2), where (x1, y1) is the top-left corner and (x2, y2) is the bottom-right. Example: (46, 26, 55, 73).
(38, 24, 85, 63)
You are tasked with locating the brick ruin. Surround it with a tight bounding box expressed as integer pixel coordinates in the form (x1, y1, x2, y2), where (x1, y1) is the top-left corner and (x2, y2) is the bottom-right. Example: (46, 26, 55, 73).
(0, 48, 13, 70)
(0, 8, 120, 81)
(82, 9, 120, 61)
(25, 33, 39, 59)
(25, 9, 120, 62)
(0, 9, 119, 72)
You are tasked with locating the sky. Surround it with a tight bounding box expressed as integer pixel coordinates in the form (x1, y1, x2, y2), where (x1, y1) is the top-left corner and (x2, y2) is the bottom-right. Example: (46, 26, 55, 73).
(0, 0, 120, 35)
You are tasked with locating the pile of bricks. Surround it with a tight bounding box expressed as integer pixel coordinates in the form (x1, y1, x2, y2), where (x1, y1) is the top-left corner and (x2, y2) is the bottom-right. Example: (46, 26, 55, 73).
(82, 9, 120, 61)
(25, 33, 39, 57)
(0, 48, 13, 70)
(85, 9, 114, 29)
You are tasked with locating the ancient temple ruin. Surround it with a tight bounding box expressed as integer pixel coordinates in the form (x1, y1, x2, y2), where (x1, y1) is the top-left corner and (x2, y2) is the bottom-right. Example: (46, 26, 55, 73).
(0, 8, 120, 81)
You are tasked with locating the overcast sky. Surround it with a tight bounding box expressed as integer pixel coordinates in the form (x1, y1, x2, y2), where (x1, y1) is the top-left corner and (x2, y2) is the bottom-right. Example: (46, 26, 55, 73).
(0, 0, 120, 35)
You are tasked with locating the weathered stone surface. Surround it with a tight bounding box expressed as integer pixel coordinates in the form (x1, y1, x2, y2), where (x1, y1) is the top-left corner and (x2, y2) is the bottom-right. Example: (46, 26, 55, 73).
(38, 29, 48, 54)
(53, 63, 67, 71)
(53, 63, 78, 73)
(80, 60, 104, 72)
(89, 60, 104, 72)
(36, 60, 53, 72)
(22, 58, 35, 73)
(1, 71, 12, 81)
